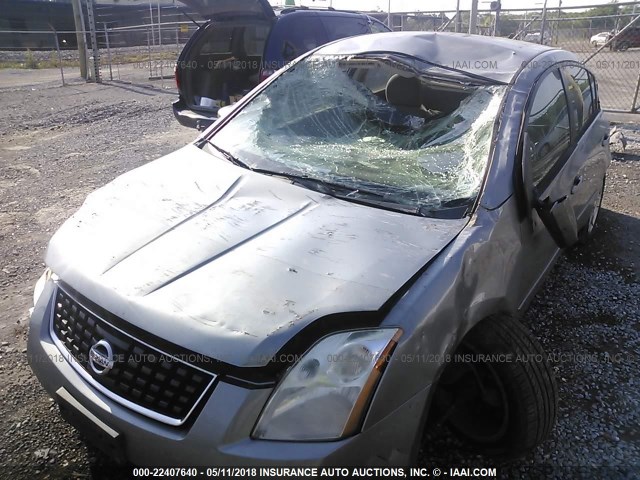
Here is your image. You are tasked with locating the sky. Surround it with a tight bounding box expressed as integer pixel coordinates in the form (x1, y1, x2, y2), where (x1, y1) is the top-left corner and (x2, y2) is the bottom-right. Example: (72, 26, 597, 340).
(275, 0, 622, 13)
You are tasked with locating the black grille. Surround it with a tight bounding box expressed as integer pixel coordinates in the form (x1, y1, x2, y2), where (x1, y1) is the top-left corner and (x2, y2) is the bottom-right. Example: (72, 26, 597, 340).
(51, 286, 214, 424)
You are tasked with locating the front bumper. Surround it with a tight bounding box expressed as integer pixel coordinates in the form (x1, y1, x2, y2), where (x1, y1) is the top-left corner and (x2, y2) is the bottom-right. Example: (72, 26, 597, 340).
(28, 281, 425, 466)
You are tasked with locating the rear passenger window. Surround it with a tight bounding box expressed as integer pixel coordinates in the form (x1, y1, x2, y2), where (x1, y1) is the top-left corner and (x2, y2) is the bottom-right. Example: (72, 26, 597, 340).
(281, 18, 327, 62)
(244, 25, 271, 56)
(370, 20, 389, 34)
(563, 66, 595, 133)
(526, 69, 571, 188)
(200, 26, 234, 54)
(199, 25, 269, 57)
(321, 17, 369, 41)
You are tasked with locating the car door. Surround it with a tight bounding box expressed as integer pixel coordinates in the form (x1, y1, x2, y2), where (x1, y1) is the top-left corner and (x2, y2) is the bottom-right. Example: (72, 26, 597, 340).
(522, 66, 583, 248)
(513, 66, 578, 309)
(560, 64, 608, 226)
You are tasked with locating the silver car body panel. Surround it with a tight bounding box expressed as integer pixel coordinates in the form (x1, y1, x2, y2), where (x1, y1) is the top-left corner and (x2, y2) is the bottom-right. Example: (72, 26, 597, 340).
(45, 144, 468, 367)
(29, 286, 424, 465)
(29, 32, 611, 466)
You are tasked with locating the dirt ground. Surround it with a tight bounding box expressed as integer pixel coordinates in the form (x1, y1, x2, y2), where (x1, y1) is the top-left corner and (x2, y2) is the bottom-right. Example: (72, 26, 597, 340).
(0, 71, 638, 478)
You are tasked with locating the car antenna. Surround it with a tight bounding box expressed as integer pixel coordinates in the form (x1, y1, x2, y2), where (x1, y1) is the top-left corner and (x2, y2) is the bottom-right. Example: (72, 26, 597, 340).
(180, 8, 202, 28)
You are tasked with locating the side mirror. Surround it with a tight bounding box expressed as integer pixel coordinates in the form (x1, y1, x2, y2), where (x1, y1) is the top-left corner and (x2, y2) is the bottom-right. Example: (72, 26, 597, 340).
(521, 131, 579, 247)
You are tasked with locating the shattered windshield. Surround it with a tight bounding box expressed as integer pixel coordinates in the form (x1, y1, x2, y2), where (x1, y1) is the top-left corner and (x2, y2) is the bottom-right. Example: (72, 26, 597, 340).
(206, 53, 507, 216)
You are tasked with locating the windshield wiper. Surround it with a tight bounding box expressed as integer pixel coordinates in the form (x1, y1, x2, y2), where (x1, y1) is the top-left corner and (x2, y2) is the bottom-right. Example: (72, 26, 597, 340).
(333, 193, 422, 215)
(440, 196, 476, 208)
(418, 196, 476, 219)
(199, 139, 427, 216)
(199, 138, 251, 169)
(248, 168, 426, 215)
(199, 140, 362, 197)
(252, 168, 370, 196)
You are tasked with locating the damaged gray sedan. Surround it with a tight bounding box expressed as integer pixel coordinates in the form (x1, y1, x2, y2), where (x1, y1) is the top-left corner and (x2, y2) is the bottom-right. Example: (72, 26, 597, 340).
(28, 32, 610, 465)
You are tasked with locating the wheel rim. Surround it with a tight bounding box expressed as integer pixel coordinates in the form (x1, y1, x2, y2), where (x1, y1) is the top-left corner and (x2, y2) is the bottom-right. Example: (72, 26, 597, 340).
(588, 187, 603, 234)
(439, 347, 510, 444)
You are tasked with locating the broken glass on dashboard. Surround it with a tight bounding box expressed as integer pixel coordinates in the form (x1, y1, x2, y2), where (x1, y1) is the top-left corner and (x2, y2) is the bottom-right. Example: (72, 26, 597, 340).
(205, 53, 507, 216)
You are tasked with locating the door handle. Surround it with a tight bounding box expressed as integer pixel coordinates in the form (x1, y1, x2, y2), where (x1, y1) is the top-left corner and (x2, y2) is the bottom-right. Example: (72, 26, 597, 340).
(571, 175, 582, 194)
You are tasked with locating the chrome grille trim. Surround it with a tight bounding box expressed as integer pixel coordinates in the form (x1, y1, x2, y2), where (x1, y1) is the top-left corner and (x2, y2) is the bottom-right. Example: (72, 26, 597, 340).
(49, 283, 216, 426)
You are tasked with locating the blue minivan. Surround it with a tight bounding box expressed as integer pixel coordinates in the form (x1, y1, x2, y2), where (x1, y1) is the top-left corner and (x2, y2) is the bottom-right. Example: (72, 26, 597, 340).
(173, 0, 389, 129)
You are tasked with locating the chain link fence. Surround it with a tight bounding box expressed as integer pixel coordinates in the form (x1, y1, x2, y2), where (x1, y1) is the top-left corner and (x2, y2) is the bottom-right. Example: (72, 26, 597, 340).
(2, 1, 640, 112)
(0, 1, 200, 90)
(95, 22, 197, 87)
(0, 29, 84, 89)
(93, 2, 199, 87)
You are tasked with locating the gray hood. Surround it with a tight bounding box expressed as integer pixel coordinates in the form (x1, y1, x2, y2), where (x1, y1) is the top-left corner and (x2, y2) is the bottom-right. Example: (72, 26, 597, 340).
(46, 145, 467, 367)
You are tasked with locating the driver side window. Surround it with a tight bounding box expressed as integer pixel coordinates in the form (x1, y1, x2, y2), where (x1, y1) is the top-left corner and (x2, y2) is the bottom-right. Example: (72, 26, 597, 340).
(526, 68, 571, 191)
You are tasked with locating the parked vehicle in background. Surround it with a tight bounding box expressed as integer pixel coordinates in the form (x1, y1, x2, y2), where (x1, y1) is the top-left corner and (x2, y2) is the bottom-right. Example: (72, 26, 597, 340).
(524, 31, 551, 45)
(610, 26, 640, 51)
(172, 0, 389, 130)
(590, 31, 612, 47)
(29, 32, 610, 466)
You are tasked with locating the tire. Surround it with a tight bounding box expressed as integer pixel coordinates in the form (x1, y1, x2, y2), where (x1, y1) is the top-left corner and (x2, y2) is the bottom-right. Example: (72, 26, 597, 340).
(432, 314, 557, 458)
(577, 179, 605, 245)
(591, 41, 598, 47)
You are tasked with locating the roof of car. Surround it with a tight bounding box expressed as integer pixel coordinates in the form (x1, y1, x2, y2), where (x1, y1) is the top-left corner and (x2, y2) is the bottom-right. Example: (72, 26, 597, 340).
(277, 6, 365, 16)
(316, 31, 563, 83)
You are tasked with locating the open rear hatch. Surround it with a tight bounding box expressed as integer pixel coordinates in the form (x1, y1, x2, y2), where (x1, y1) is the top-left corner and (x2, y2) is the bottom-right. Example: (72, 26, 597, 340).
(179, 0, 275, 20)
(178, 0, 275, 120)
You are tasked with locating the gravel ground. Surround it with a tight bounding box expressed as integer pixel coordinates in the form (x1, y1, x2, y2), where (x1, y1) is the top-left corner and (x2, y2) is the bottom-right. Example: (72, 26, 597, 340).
(0, 70, 639, 479)
(0, 74, 195, 479)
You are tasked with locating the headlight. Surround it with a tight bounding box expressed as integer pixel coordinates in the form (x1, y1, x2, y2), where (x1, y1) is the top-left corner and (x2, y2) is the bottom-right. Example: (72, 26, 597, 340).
(33, 268, 54, 307)
(253, 328, 401, 441)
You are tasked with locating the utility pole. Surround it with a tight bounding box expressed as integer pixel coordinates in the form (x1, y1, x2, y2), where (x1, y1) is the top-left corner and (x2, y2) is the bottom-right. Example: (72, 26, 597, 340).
(490, 1, 501, 36)
(71, 0, 87, 78)
(387, 0, 392, 30)
(555, 0, 562, 45)
(469, 0, 478, 34)
(149, 1, 156, 46)
(455, 0, 461, 32)
(157, 0, 162, 46)
(540, 0, 548, 45)
(86, 0, 101, 82)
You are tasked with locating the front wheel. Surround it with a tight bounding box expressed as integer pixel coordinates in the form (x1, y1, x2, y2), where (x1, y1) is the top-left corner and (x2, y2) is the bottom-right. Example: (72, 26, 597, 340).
(431, 314, 558, 458)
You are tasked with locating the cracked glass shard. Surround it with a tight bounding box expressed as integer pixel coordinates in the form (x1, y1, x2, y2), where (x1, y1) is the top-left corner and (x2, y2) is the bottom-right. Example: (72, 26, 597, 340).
(210, 54, 507, 213)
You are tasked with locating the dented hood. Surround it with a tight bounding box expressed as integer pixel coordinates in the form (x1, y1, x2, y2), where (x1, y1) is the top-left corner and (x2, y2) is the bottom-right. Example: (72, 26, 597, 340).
(46, 145, 467, 367)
